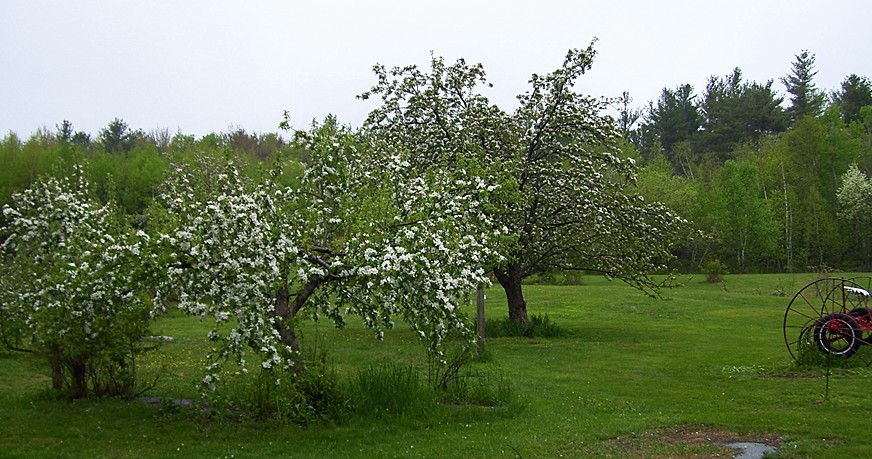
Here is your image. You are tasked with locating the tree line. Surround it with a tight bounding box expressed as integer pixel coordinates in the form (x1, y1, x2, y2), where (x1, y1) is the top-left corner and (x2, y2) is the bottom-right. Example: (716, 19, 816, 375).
(0, 118, 303, 220)
(621, 50, 872, 273)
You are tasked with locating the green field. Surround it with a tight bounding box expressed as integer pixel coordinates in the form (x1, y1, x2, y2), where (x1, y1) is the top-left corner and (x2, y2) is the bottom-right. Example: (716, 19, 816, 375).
(3, 273, 872, 458)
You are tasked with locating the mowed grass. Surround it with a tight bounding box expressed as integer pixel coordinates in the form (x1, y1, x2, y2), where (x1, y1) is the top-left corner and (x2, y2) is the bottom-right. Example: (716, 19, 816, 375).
(2, 273, 872, 458)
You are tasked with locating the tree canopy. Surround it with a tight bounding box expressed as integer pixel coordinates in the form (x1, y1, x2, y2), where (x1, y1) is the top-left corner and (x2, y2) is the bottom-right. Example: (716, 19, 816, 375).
(361, 42, 688, 325)
(149, 117, 509, 388)
(833, 74, 872, 125)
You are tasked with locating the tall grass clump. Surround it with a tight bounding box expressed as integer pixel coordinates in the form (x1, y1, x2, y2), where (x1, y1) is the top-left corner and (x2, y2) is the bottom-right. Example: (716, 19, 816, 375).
(524, 270, 584, 285)
(348, 362, 437, 420)
(349, 344, 520, 423)
(438, 369, 515, 409)
(430, 346, 514, 406)
(207, 353, 349, 425)
(485, 314, 564, 338)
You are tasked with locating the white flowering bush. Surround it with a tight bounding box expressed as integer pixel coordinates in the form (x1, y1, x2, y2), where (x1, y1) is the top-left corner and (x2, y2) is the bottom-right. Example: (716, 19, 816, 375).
(837, 163, 872, 225)
(152, 117, 508, 391)
(0, 168, 157, 398)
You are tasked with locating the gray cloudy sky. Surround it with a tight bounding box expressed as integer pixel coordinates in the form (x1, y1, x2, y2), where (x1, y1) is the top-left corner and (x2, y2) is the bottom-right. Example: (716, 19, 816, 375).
(2, 0, 870, 137)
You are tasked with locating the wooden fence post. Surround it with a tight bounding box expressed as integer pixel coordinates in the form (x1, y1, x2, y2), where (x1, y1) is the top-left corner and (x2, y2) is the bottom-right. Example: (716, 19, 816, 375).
(476, 286, 486, 355)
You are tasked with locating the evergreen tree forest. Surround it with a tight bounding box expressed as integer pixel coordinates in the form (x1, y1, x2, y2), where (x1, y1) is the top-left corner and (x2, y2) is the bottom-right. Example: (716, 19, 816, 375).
(3, 50, 872, 275)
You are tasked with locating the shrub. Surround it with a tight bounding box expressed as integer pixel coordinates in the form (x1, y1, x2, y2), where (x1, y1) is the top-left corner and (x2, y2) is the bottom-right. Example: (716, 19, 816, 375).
(0, 170, 158, 399)
(702, 260, 728, 283)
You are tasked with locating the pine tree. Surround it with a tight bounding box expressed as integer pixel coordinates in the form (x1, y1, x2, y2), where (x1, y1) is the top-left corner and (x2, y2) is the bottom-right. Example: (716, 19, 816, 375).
(782, 50, 826, 124)
(700, 68, 787, 157)
(645, 84, 702, 153)
(833, 74, 872, 125)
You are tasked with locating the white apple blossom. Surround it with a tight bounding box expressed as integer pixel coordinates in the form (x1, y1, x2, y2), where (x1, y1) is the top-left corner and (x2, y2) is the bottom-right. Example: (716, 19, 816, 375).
(0, 168, 158, 397)
(152, 117, 508, 389)
(361, 43, 688, 327)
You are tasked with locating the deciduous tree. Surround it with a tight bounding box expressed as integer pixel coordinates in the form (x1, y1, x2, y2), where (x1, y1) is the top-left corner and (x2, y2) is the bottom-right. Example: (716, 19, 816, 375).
(710, 159, 777, 271)
(361, 43, 687, 326)
(151, 117, 507, 389)
(0, 168, 156, 398)
(836, 163, 872, 267)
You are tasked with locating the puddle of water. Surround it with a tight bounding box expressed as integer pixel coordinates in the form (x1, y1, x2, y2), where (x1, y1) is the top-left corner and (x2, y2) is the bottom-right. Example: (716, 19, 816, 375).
(725, 442, 777, 459)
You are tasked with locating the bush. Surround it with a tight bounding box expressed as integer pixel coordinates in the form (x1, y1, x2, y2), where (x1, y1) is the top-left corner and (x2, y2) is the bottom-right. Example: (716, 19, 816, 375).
(0, 170, 158, 399)
(702, 260, 728, 283)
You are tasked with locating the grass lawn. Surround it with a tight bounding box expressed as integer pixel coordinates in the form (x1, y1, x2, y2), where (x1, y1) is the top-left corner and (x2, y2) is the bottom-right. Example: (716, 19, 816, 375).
(2, 273, 871, 458)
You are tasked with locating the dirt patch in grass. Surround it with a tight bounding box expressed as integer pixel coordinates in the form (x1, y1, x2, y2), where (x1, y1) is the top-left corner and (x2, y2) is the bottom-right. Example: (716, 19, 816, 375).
(602, 425, 782, 458)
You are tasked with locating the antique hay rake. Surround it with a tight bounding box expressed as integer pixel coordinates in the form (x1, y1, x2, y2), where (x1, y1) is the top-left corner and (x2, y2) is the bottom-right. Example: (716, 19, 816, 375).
(783, 276, 872, 366)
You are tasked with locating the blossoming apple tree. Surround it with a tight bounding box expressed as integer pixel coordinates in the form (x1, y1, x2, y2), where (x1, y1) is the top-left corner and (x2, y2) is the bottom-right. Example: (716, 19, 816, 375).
(152, 117, 509, 389)
(0, 169, 157, 398)
(361, 41, 688, 326)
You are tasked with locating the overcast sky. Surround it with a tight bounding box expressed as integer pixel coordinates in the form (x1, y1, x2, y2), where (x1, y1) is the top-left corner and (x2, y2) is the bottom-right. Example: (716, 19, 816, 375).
(2, 0, 870, 138)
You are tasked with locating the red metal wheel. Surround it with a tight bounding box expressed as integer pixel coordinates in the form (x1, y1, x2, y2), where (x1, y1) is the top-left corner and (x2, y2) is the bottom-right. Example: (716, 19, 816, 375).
(813, 312, 861, 357)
